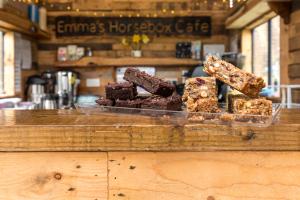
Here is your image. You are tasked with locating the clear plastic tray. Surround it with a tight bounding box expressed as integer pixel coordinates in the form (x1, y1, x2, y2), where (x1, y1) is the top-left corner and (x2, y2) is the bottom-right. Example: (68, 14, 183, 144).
(75, 103, 281, 127)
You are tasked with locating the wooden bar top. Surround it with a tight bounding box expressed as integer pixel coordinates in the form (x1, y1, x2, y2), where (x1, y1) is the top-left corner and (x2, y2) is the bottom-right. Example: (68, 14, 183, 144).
(0, 109, 299, 152)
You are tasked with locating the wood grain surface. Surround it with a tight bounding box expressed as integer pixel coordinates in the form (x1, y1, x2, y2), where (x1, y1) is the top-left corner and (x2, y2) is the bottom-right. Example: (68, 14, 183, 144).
(288, 7, 300, 105)
(0, 109, 299, 151)
(0, 152, 107, 200)
(2, 152, 300, 199)
(54, 57, 201, 67)
(108, 152, 300, 200)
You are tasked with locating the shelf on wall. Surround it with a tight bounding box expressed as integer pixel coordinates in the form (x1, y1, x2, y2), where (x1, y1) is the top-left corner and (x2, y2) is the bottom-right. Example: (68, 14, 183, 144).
(226, 0, 272, 29)
(0, 9, 51, 40)
(54, 57, 202, 68)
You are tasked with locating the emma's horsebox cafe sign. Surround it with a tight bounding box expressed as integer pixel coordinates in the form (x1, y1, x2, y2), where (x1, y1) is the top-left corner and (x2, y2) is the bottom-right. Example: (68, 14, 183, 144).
(55, 16, 211, 37)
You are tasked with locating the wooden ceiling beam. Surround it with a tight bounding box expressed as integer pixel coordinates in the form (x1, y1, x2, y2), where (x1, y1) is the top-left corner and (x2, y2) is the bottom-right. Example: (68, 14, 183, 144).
(226, 0, 292, 29)
(267, 1, 292, 24)
(226, 0, 270, 29)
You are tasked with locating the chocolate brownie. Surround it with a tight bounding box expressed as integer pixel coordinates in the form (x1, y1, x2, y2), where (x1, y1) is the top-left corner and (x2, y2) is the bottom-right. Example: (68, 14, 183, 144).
(95, 98, 114, 106)
(123, 68, 175, 97)
(105, 82, 137, 100)
(115, 98, 143, 108)
(141, 94, 182, 111)
(204, 56, 265, 97)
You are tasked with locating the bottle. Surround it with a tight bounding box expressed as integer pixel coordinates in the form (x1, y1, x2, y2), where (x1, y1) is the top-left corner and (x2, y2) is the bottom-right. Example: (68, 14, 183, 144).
(274, 79, 278, 92)
(28, 4, 39, 24)
(62, 90, 69, 107)
(86, 47, 93, 57)
(39, 6, 47, 31)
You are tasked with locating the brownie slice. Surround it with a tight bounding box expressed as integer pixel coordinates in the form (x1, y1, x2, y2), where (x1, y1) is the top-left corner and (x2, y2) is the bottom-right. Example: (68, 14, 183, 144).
(141, 94, 182, 111)
(105, 82, 137, 100)
(204, 56, 266, 97)
(115, 98, 143, 108)
(124, 68, 175, 97)
(95, 98, 114, 106)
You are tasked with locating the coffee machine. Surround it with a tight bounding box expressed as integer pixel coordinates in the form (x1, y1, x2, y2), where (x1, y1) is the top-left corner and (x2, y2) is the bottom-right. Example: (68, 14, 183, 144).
(25, 75, 46, 109)
(56, 70, 80, 109)
(25, 70, 80, 109)
(41, 70, 56, 94)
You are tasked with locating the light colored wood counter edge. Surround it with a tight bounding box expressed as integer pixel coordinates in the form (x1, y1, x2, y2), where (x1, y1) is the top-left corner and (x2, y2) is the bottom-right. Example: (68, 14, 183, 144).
(53, 57, 201, 67)
(0, 109, 299, 152)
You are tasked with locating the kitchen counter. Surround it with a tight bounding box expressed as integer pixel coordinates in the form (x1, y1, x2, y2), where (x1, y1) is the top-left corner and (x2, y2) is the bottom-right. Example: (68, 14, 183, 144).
(0, 108, 299, 151)
(0, 109, 300, 199)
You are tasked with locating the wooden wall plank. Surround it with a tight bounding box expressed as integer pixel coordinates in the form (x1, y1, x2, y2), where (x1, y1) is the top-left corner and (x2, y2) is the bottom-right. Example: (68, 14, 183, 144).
(76, 66, 114, 95)
(112, 43, 175, 51)
(291, 9, 300, 24)
(289, 34, 300, 51)
(289, 22, 300, 37)
(289, 50, 300, 64)
(288, 63, 300, 78)
(108, 152, 300, 200)
(288, 8, 300, 88)
(38, 42, 113, 51)
(290, 78, 300, 84)
(73, 0, 113, 11)
(53, 57, 199, 68)
(0, 152, 107, 200)
(281, 18, 290, 84)
(292, 88, 300, 103)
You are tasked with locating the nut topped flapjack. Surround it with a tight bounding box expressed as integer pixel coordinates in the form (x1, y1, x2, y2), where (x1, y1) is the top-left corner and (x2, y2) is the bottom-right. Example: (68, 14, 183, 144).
(204, 56, 265, 97)
(182, 77, 220, 113)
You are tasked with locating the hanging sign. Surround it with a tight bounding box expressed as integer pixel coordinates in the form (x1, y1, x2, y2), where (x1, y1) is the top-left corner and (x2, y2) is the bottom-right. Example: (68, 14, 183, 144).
(55, 16, 211, 37)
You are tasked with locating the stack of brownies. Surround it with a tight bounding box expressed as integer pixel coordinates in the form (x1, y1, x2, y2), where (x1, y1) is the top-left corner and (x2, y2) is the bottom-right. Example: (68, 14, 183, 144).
(96, 68, 182, 111)
(182, 56, 272, 116)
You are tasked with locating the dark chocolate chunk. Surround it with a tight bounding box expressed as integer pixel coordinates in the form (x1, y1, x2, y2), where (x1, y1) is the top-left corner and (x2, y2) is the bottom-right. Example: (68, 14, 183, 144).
(196, 77, 206, 85)
(123, 68, 175, 97)
(105, 82, 137, 100)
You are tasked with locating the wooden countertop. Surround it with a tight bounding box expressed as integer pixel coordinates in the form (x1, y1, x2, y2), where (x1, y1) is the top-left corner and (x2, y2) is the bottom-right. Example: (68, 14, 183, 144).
(0, 109, 299, 152)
